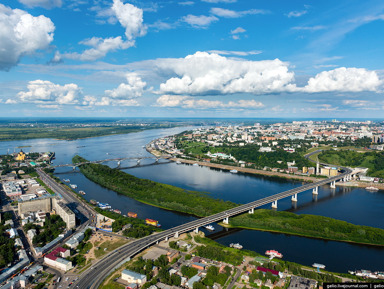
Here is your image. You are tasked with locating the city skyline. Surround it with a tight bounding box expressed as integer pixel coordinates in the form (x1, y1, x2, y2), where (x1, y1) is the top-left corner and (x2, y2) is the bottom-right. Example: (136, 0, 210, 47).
(1, 0, 384, 118)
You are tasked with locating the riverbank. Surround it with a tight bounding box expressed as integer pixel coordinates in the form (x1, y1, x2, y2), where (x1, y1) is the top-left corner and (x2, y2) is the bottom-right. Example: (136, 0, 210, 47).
(72, 155, 238, 218)
(221, 209, 384, 247)
(147, 144, 384, 190)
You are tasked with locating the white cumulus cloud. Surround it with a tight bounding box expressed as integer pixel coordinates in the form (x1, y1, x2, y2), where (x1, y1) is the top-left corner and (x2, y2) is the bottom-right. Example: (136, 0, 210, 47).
(100, 73, 146, 106)
(300, 67, 382, 92)
(9, 80, 81, 105)
(18, 0, 62, 9)
(111, 0, 146, 40)
(0, 4, 55, 70)
(158, 52, 295, 95)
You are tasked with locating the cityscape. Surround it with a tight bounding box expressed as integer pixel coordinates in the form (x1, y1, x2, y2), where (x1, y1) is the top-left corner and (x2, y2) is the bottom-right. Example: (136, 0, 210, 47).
(1, 0, 384, 289)
(0, 118, 383, 289)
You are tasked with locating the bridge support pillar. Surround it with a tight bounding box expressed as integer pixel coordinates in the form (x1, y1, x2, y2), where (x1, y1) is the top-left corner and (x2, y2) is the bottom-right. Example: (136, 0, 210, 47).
(330, 181, 336, 189)
(271, 200, 277, 209)
(174, 232, 179, 239)
(165, 237, 168, 242)
(194, 227, 199, 234)
(312, 187, 318, 195)
(223, 217, 229, 224)
(117, 161, 121, 167)
(156, 241, 159, 245)
(155, 158, 159, 163)
(72, 166, 76, 171)
(291, 193, 297, 202)
(248, 208, 254, 214)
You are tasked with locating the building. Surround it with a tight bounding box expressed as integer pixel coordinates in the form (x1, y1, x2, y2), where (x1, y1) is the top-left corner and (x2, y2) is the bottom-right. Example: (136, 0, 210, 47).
(44, 247, 72, 271)
(192, 262, 206, 271)
(121, 269, 147, 284)
(65, 226, 88, 249)
(3, 181, 22, 198)
(186, 275, 201, 289)
(18, 197, 75, 229)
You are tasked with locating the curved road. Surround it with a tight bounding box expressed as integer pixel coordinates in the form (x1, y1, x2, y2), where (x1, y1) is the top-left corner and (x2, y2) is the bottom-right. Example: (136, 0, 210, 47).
(74, 165, 352, 289)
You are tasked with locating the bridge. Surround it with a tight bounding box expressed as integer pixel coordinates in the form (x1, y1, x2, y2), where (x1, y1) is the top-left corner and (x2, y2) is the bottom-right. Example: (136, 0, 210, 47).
(74, 165, 353, 289)
(51, 156, 164, 169)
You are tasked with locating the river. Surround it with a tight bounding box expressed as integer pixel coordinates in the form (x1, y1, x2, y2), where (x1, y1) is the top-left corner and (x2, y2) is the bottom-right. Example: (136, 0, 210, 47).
(2, 127, 384, 273)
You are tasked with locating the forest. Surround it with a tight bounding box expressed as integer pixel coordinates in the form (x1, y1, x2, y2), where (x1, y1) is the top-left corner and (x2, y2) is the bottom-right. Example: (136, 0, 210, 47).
(229, 209, 384, 246)
(73, 155, 238, 217)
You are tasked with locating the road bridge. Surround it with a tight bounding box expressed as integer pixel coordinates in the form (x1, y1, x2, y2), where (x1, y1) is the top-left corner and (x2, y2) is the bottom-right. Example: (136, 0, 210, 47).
(51, 156, 163, 168)
(74, 165, 352, 289)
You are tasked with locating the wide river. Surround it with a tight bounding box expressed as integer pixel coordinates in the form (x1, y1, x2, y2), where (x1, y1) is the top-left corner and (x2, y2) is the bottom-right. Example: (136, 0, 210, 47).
(3, 127, 384, 273)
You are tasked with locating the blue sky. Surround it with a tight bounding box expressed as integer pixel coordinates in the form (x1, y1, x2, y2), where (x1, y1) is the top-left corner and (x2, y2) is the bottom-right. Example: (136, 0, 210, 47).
(1, 0, 384, 118)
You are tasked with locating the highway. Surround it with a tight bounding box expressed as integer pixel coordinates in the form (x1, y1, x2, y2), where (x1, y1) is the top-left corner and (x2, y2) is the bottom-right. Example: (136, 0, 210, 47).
(74, 166, 352, 289)
(36, 168, 96, 227)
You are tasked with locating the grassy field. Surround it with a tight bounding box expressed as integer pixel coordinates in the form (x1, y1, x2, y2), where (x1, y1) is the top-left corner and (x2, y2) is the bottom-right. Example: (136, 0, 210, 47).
(227, 209, 384, 246)
(94, 239, 128, 259)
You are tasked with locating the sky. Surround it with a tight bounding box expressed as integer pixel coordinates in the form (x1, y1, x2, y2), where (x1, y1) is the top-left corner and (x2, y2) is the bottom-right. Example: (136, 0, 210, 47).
(1, 0, 384, 118)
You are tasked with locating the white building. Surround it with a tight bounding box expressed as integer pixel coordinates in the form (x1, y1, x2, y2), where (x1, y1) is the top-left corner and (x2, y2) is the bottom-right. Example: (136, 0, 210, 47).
(121, 269, 147, 284)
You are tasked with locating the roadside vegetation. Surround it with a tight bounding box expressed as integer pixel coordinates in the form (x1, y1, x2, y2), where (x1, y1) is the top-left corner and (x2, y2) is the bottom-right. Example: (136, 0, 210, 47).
(228, 209, 384, 246)
(318, 149, 384, 178)
(73, 155, 237, 217)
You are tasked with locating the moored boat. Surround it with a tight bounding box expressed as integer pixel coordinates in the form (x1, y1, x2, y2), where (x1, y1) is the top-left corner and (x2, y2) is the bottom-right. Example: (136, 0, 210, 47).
(79, 190, 86, 195)
(366, 186, 379, 191)
(205, 225, 215, 231)
(230, 169, 238, 173)
(265, 250, 283, 259)
(230, 243, 243, 249)
(70, 184, 77, 189)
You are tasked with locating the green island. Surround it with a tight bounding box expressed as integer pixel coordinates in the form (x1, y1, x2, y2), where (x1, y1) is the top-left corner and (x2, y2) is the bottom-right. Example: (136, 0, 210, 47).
(72, 155, 237, 217)
(318, 149, 384, 178)
(226, 209, 384, 246)
(0, 123, 174, 141)
(72, 156, 384, 246)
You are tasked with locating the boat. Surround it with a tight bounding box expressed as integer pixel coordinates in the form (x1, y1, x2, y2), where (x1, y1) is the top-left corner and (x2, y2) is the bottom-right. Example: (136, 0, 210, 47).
(111, 209, 121, 214)
(70, 184, 77, 189)
(366, 186, 379, 191)
(63, 179, 70, 183)
(265, 250, 283, 259)
(193, 163, 199, 166)
(230, 169, 238, 174)
(176, 161, 181, 164)
(90, 199, 97, 205)
(205, 225, 215, 231)
(127, 212, 137, 218)
(97, 202, 111, 209)
(229, 243, 243, 249)
(79, 190, 86, 195)
(146, 218, 161, 227)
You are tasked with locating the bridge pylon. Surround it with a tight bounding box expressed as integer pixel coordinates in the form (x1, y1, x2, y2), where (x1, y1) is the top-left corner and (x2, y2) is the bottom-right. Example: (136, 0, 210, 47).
(271, 200, 278, 209)
(223, 217, 229, 224)
(194, 227, 199, 234)
(330, 180, 336, 189)
(291, 193, 298, 202)
(248, 208, 254, 214)
(312, 187, 318, 195)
